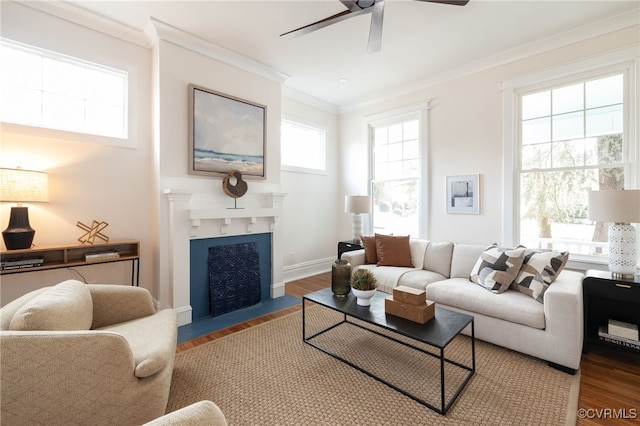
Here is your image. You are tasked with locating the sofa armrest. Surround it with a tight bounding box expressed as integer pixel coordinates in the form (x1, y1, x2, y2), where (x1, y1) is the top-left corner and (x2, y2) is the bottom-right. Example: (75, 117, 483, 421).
(143, 401, 228, 426)
(341, 249, 365, 266)
(99, 308, 178, 378)
(89, 284, 156, 328)
(542, 270, 584, 367)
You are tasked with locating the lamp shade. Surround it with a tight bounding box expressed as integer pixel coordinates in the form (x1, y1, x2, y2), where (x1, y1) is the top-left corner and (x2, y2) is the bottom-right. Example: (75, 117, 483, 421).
(345, 195, 370, 214)
(0, 168, 49, 203)
(588, 190, 640, 223)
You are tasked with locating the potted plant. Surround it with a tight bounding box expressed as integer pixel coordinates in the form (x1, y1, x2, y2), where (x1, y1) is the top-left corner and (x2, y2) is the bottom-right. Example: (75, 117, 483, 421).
(350, 269, 378, 306)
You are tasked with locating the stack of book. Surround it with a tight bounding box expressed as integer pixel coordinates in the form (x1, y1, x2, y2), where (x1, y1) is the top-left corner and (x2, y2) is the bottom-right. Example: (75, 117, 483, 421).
(1, 258, 44, 270)
(598, 319, 640, 351)
(85, 251, 120, 261)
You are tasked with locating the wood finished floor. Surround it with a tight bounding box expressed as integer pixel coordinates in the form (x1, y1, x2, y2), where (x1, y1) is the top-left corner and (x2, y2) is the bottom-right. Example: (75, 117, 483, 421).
(177, 272, 640, 425)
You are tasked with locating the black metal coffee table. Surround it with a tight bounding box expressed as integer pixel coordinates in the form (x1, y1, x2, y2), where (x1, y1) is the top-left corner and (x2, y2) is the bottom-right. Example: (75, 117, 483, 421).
(302, 288, 475, 415)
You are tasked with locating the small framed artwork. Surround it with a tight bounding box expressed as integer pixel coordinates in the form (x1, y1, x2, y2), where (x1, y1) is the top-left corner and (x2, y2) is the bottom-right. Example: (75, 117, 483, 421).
(188, 84, 266, 179)
(447, 174, 480, 214)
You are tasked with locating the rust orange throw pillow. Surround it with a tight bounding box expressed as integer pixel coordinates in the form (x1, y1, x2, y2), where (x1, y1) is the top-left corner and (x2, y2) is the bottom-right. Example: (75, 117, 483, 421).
(375, 234, 413, 267)
(361, 235, 378, 264)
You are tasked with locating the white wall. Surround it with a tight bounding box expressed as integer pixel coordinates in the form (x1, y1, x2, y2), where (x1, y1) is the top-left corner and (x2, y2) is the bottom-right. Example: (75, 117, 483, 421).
(281, 97, 340, 280)
(0, 2, 153, 304)
(339, 26, 640, 246)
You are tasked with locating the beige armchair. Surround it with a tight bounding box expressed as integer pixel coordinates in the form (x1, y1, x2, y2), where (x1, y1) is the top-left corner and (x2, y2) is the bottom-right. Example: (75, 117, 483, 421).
(143, 401, 228, 426)
(1, 280, 178, 425)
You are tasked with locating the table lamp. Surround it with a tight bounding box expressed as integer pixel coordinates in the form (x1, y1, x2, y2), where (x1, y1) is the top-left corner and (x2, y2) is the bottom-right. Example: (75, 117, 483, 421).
(588, 189, 640, 279)
(1, 167, 50, 250)
(345, 195, 370, 244)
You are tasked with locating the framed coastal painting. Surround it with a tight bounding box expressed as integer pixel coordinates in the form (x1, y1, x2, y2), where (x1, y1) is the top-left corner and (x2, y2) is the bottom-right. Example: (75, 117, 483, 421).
(188, 84, 266, 178)
(446, 174, 480, 214)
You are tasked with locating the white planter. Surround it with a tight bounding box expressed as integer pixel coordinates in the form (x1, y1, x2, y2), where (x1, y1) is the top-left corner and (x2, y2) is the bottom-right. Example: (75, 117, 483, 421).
(351, 288, 376, 306)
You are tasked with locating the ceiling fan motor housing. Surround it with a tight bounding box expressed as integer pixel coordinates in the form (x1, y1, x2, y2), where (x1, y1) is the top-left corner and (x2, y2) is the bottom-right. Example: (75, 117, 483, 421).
(355, 0, 376, 8)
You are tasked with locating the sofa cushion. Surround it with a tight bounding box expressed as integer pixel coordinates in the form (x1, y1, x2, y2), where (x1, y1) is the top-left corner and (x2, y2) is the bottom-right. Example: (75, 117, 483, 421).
(1, 287, 49, 330)
(423, 241, 454, 278)
(450, 243, 487, 278)
(511, 249, 569, 303)
(427, 278, 545, 329)
(8, 280, 93, 331)
(469, 245, 526, 293)
(361, 235, 378, 264)
(409, 239, 429, 270)
(354, 265, 415, 294)
(375, 234, 413, 267)
(398, 269, 447, 291)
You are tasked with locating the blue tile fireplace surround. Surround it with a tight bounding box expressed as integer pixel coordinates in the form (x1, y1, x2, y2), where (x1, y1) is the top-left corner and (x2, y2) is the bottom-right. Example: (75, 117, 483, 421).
(180, 233, 298, 343)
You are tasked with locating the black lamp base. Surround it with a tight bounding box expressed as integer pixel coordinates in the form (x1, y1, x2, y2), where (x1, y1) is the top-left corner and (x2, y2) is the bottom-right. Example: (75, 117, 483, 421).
(2, 206, 35, 250)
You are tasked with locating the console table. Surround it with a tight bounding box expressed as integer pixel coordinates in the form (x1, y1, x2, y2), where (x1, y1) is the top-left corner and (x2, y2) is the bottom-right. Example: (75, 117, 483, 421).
(582, 269, 640, 354)
(1, 240, 140, 286)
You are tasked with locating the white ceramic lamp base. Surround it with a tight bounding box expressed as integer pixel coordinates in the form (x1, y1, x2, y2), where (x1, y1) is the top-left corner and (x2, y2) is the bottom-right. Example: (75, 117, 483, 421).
(608, 223, 637, 279)
(351, 214, 363, 244)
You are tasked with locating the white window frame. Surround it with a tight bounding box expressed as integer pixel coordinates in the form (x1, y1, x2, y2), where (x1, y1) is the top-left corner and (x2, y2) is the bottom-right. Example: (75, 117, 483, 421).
(503, 46, 639, 269)
(366, 102, 429, 238)
(1, 38, 131, 147)
(280, 118, 327, 175)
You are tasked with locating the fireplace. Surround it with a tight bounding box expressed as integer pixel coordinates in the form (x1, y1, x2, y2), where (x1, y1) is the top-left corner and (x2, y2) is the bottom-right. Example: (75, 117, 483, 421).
(162, 190, 286, 326)
(190, 234, 272, 320)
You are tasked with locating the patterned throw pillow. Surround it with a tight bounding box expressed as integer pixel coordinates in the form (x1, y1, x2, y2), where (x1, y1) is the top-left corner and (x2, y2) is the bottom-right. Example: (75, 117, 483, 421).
(469, 245, 526, 293)
(511, 249, 569, 303)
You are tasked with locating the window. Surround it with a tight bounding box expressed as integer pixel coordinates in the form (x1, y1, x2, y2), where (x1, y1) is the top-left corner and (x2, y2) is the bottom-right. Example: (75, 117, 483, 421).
(370, 111, 423, 236)
(281, 119, 326, 174)
(504, 49, 637, 263)
(1, 39, 128, 140)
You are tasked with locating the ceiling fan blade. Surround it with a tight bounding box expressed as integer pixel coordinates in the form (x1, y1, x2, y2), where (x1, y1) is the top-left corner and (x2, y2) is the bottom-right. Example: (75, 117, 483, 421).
(367, 0, 385, 53)
(413, 0, 470, 5)
(280, 7, 372, 39)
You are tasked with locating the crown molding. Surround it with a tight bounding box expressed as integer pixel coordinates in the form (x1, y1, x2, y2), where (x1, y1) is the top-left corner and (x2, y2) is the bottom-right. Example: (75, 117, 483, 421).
(338, 7, 640, 114)
(145, 18, 289, 85)
(15, 1, 288, 85)
(282, 86, 339, 115)
(13, 0, 151, 48)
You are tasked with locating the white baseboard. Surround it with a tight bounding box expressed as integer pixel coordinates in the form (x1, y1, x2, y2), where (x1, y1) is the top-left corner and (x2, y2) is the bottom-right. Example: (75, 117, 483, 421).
(176, 305, 193, 326)
(271, 281, 286, 298)
(283, 257, 333, 283)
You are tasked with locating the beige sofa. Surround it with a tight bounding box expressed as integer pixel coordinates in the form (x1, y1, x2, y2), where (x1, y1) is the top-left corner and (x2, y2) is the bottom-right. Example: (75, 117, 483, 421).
(341, 239, 584, 373)
(1, 280, 178, 425)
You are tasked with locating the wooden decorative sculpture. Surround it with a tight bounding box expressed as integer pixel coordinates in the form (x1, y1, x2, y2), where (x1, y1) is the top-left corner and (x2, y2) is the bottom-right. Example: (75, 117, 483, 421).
(222, 170, 248, 209)
(76, 220, 110, 244)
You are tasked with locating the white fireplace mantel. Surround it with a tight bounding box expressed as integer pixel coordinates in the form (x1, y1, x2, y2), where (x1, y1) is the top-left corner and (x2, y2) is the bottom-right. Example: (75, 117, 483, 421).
(189, 207, 281, 236)
(162, 189, 286, 326)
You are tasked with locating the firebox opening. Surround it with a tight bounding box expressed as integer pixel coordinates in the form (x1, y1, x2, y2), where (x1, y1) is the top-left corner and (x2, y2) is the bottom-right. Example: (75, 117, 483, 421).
(190, 233, 272, 320)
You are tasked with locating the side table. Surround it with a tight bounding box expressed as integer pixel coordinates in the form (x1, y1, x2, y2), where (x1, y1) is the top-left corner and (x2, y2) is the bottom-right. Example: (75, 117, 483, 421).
(337, 240, 363, 260)
(582, 269, 640, 354)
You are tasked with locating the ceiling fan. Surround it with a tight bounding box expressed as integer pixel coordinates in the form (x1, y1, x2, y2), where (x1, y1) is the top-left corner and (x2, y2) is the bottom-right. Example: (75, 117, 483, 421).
(280, 0, 470, 53)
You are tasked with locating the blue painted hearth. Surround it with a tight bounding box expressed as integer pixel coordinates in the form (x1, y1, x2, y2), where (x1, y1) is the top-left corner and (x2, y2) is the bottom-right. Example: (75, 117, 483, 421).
(190, 233, 272, 320)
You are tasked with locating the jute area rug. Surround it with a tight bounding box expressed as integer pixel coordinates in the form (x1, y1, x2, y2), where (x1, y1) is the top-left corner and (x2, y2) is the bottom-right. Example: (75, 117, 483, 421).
(167, 306, 580, 425)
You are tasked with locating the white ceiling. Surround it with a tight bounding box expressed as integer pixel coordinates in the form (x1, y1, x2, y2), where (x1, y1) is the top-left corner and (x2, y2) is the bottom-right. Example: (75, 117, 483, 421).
(63, 0, 639, 109)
